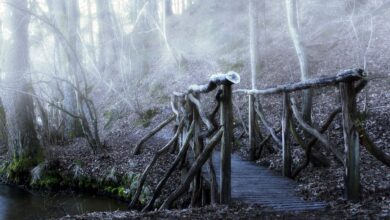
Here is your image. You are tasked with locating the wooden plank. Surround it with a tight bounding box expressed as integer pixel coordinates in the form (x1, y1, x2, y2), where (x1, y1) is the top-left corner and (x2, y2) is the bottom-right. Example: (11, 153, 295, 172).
(340, 82, 361, 201)
(220, 85, 233, 204)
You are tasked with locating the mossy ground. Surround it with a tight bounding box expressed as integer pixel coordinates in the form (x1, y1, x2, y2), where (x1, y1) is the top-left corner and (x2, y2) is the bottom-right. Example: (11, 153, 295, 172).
(2, 156, 43, 184)
(0, 158, 151, 207)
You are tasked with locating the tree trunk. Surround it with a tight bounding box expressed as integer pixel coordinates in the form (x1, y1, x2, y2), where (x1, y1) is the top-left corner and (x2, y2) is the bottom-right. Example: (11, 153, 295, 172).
(249, 0, 260, 90)
(248, 0, 261, 161)
(87, 0, 97, 63)
(2, 0, 43, 181)
(96, 0, 119, 75)
(166, 0, 173, 16)
(0, 20, 7, 154)
(66, 0, 84, 138)
(286, 0, 313, 124)
(0, 99, 8, 154)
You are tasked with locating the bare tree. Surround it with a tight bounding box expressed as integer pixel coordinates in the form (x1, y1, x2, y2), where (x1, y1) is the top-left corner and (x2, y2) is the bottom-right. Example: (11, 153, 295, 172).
(0, 20, 7, 153)
(46, 0, 84, 138)
(2, 0, 43, 174)
(286, 0, 312, 124)
(66, 0, 84, 138)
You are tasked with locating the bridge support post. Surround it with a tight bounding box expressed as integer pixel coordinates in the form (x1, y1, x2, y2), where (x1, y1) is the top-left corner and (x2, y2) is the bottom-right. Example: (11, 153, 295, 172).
(282, 92, 292, 178)
(340, 82, 360, 201)
(220, 84, 232, 204)
(191, 96, 203, 207)
(248, 94, 257, 161)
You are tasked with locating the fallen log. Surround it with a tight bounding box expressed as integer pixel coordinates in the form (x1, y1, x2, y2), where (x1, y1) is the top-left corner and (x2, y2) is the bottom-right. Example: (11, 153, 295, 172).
(133, 114, 176, 155)
(159, 128, 224, 210)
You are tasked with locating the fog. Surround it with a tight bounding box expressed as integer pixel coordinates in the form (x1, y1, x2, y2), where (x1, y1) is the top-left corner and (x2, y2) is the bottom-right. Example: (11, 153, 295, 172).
(0, 0, 389, 160)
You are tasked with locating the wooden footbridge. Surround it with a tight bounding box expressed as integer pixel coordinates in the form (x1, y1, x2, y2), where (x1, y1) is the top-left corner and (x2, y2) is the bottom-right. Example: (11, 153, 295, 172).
(128, 68, 388, 211)
(211, 152, 326, 211)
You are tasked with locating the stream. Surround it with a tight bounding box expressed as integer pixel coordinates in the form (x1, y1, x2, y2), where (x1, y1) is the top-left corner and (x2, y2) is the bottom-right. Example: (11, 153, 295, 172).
(0, 184, 128, 219)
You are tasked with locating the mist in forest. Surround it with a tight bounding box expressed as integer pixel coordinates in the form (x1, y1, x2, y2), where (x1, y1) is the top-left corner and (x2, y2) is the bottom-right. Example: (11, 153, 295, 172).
(0, 0, 388, 153)
(0, 0, 389, 218)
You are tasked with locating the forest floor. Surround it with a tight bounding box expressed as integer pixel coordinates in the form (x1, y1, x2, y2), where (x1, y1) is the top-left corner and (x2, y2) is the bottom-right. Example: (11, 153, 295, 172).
(57, 203, 386, 220)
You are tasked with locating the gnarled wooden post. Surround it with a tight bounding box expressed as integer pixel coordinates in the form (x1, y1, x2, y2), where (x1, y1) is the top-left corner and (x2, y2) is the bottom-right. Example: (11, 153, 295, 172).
(190, 95, 203, 207)
(282, 92, 292, 178)
(221, 84, 233, 204)
(340, 82, 360, 201)
(248, 94, 257, 161)
(170, 71, 240, 207)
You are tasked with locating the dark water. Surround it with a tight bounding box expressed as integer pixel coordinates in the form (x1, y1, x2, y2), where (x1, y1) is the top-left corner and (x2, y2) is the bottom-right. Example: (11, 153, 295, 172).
(0, 184, 128, 220)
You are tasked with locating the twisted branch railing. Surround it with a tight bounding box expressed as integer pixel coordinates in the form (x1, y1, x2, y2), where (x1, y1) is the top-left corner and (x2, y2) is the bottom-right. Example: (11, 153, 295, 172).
(131, 68, 390, 210)
(130, 71, 240, 210)
(235, 68, 389, 201)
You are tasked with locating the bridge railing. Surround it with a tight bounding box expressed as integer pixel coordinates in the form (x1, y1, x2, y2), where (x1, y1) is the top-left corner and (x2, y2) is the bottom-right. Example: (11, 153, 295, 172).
(130, 68, 379, 210)
(235, 68, 367, 201)
(130, 71, 240, 210)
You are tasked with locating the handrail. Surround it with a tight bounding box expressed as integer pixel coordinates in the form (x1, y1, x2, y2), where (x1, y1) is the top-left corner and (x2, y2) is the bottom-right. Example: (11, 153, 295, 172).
(173, 71, 241, 97)
(234, 68, 366, 95)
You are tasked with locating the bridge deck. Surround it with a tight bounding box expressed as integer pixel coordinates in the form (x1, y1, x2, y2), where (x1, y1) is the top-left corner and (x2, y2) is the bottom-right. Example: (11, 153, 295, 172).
(210, 153, 327, 211)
